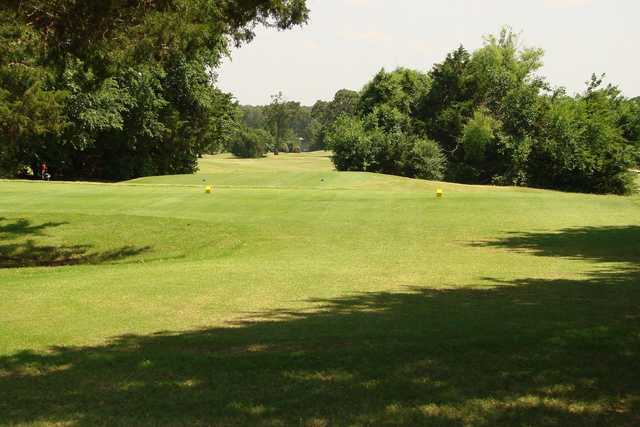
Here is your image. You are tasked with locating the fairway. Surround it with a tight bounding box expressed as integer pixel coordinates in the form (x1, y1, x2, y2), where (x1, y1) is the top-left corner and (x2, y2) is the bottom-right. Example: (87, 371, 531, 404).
(1, 153, 639, 426)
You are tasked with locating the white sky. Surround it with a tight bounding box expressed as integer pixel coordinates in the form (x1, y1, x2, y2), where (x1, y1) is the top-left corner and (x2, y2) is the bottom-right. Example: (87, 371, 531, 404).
(217, 0, 640, 106)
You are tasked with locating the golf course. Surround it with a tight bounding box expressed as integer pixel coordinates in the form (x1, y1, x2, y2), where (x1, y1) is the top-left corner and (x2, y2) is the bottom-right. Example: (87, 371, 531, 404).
(1, 152, 639, 426)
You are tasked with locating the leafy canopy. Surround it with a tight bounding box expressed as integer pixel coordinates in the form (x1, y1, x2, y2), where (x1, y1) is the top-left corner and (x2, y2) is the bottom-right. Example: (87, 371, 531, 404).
(0, 0, 309, 179)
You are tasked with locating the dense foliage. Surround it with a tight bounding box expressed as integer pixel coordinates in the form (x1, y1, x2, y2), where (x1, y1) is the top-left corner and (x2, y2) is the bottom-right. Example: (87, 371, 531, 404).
(0, 0, 308, 180)
(230, 127, 273, 159)
(237, 30, 637, 193)
(308, 89, 360, 150)
(327, 115, 445, 180)
(237, 93, 312, 155)
(324, 30, 640, 194)
(238, 88, 360, 153)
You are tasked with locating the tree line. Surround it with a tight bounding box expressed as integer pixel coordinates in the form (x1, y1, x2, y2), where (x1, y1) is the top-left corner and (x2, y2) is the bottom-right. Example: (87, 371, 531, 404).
(240, 29, 640, 194)
(1, 4, 637, 194)
(228, 88, 361, 158)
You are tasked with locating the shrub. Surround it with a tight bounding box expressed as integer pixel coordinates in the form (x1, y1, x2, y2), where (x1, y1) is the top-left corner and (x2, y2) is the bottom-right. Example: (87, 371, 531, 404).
(529, 84, 639, 194)
(230, 128, 272, 158)
(461, 109, 498, 164)
(327, 116, 372, 171)
(369, 128, 405, 175)
(278, 142, 290, 153)
(328, 115, 446, 181)
(403, 138, 446, 180)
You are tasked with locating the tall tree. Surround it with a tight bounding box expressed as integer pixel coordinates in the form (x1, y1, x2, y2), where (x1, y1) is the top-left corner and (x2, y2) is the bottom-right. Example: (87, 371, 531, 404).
(264, 92, 303, 151)
(417, 46, 474, 154)
(308, 89, 360, 150)
(359, 68, 430, 119)
(331, 29, 638, 194)
(0, 0, 309, 179)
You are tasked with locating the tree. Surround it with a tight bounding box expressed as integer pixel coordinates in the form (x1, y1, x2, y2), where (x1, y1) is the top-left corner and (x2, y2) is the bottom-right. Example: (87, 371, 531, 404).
(402, 138, 446, 181)
(264, 92, 298, 152)
(328, 89, 360, 120)
(528, 75, 638, 194)
(364, 104, 410, 133)
(308, 90, 359, 150)
(359, 68, 430, 126)
(287, 105, 313, 150)
(461, 109, 498, 166)
(230, 127, 272, 158)
(417, 46, 474, 155)
(240, 105, 267, 130)
(327, 112, 446, 181)
(0, 0, 309, 179)
(326, 116, 372, 171)
(0, 12, 68, 176)
(619, 98, 640, 165)
(414, 29, 549, 185)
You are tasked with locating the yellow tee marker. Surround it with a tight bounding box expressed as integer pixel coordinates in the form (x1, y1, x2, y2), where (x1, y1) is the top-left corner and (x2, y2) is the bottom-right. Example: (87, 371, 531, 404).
(205, 185, 213, 194)
(436, 189, 443, 198)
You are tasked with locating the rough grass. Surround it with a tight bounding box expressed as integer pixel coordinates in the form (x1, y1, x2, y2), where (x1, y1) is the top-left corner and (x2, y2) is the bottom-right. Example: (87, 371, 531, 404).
(0, 153, 639, 426)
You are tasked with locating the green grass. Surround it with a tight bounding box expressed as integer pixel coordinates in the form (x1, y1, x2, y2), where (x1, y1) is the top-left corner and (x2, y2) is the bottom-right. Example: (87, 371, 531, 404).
(1, 153, 639, 426)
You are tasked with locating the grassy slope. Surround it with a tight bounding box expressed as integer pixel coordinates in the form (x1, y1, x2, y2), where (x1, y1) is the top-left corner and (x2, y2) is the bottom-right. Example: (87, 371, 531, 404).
(0, 153, 639, 426)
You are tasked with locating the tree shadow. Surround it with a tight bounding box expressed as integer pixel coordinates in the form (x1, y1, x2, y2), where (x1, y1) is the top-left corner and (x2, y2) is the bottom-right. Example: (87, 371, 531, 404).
(0, 226, 638, 426)
(470, 225, 640, 264)
(0, 217, 67, 237)
(0, 217, 151, 268)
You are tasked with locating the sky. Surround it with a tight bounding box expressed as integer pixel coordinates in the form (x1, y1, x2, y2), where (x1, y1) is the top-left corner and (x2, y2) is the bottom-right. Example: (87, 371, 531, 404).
(216, 0, 640, 106)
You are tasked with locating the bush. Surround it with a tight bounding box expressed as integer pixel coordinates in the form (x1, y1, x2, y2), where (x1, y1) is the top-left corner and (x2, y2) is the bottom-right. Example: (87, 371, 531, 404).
(369, 129, 404, 174)
(327, 116, 372, 171)
(230, 128, 272, 158)
(328, 115, 446, 181)
(528, 85, 639, 194)
(461, 109, 497, 164)
(278, 142, 290, 153)
(403, 138, 446, 180)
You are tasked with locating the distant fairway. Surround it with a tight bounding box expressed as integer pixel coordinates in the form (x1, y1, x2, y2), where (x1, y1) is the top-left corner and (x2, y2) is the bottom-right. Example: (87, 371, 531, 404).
(131, 151, 464, 191)
(1, 153, 639, 426)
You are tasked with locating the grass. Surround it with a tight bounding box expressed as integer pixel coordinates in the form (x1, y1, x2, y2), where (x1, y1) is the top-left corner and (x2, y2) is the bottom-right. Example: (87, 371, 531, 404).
(1, 152, 639, 426)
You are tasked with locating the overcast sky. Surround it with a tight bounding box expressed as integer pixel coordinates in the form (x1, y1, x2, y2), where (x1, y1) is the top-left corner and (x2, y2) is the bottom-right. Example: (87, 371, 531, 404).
(217, 0, 639, 106)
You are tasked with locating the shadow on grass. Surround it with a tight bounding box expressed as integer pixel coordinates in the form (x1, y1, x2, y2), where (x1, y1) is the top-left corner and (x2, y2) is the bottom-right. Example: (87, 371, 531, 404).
(0, 227, 638, 426)
(0, 217, 151, 268)
(471, 225, 640, 264)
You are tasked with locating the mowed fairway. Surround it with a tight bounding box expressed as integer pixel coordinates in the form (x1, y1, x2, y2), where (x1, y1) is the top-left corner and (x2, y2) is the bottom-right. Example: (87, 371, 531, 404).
(1, 153, 639, 426)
